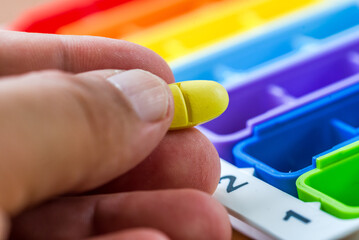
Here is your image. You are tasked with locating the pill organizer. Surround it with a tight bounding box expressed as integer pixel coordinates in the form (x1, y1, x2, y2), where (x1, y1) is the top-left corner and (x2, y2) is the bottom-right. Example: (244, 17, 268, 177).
(9, 0, 135, 33)
(232, 63, 359, 196)
(9, 0, 359, 239)
(56, 0, 230, 38)
(173, 0, 359, 162)
(172, 1, 359, 84)
(124, 0, 319, 62)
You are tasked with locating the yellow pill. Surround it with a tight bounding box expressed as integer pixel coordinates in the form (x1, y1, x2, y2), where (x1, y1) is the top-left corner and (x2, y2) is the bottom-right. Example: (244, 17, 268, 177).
(169, 80, 229, 130)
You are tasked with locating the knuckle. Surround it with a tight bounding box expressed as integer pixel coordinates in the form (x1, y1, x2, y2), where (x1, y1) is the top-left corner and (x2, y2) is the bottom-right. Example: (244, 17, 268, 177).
(60, 73, 131, 163)
(66, 77, 112, 144)
(28, 70, 119, 162)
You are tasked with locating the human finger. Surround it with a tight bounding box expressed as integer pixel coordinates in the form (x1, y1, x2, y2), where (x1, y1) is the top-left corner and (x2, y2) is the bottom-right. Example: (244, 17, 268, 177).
(0, 30, 174, 83)
(10, 189, 231, 240)
(85, 228, 169, 240)
(92, 128, 221, 195)
(0, 69, 173, 215)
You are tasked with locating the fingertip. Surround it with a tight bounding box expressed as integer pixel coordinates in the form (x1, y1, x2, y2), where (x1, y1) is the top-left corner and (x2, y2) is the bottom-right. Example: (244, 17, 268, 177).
(93, 128, 221, 194)
(178, 189, 232, 240)
(188, 128, 221, 193)
(158, 128, 221, 193)
(88, 228, 169, 240)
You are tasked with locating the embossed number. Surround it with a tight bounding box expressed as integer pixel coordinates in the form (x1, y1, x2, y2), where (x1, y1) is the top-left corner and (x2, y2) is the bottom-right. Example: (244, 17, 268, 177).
(219, 175, 248, 193)
(283, 210, 311, 224)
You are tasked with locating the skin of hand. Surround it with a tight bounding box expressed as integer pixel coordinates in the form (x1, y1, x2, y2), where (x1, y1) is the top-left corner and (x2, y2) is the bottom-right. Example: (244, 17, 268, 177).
(0, 30, 231, 240)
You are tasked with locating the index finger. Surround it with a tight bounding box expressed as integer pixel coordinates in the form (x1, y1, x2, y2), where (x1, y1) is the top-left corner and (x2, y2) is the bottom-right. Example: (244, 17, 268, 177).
(0, 30, 174, 83)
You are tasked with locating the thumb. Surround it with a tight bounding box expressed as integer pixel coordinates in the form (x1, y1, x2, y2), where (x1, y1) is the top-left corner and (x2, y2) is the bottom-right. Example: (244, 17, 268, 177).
(0, 69, 173, 215)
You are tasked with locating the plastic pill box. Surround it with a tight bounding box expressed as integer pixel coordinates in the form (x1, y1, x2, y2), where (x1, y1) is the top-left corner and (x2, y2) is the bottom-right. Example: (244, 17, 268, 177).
(56, 0, 229, 38)
(9, 0, 135, 33)
(124, 0, 319, 61)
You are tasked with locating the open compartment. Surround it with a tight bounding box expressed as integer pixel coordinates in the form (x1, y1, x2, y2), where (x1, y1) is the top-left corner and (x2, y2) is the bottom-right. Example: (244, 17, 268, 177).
(162, 0, 317, 55)
(252, 0, 316, 20)
(215, 37, 295, 76)
(173, 3, 359, 83)
(199, 46, 359, 136)
(305, 5, 359, 40)
(147, 8, 265, 60)
(233, 84, 359, 195)
(174, 34, 296, 83)
(273, 51, 359, 98)
(202, 84, 294, 134)
(334, 102, 359, 130)
(127, 0, 317, 61)
(238, 118, 353, 173)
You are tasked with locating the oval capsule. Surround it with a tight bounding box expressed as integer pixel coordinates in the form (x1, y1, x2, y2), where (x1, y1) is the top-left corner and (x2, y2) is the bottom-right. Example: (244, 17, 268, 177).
(169, 80, 229, 130)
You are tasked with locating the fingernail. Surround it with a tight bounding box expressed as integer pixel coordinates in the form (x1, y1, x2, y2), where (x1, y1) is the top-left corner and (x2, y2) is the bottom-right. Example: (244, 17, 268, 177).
(107, 69, 169, 122)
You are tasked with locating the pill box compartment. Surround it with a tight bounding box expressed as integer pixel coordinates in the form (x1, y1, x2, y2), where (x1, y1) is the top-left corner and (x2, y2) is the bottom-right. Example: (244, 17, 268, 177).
(174, 3, 359, 84)
(297, 140, 359, 219)
(200, 39, 359, 163)
(127, 0, 318, 61)
(233, 83, 359, 196)
(9, 0, 136, 33)
(171, 3, 359, 163)
(205, 50, 359, 133)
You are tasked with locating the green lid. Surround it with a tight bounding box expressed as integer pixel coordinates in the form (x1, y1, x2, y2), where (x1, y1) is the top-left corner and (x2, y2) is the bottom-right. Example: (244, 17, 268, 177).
(296, 140, 359, 219)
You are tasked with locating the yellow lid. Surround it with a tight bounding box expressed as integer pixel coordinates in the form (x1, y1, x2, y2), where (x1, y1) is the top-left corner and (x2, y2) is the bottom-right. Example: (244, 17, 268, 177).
(169, 80, 229, 130)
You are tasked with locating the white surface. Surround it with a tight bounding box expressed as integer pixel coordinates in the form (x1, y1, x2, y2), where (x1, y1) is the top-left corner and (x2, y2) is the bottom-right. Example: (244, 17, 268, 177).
(214, 160, 359, 240)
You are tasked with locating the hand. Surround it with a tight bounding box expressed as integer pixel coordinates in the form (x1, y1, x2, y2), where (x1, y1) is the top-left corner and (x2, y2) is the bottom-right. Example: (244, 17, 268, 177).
(0, 30, 231, 240)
